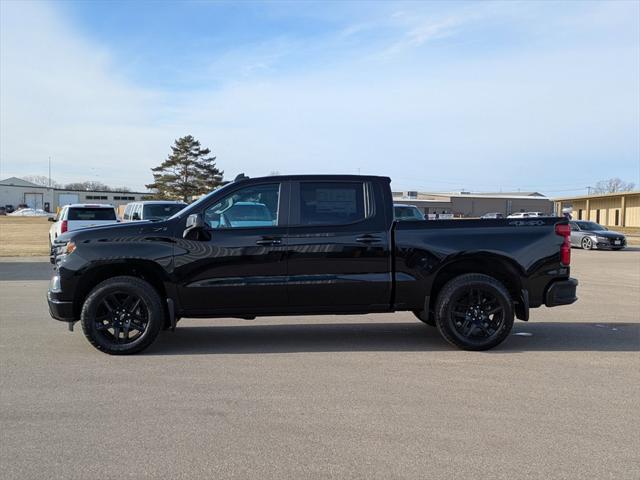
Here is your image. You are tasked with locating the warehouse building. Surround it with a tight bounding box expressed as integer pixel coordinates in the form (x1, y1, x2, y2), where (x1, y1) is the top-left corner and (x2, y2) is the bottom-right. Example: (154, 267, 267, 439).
(553, 191, 640, 228)
(391, 190, 553, 218)
(0, 177, 148, 212)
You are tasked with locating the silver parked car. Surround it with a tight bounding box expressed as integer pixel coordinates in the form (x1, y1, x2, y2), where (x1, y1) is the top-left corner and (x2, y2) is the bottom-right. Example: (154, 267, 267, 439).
(569, 221, 626, 250)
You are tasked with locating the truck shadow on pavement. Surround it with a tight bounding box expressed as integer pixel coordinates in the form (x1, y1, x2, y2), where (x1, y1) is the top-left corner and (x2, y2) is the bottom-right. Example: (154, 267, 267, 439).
(147, 321, 640, 355)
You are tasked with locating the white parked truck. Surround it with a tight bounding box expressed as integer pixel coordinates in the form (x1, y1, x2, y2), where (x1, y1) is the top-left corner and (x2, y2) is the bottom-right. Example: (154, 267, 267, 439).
(48, 204, 119, 246)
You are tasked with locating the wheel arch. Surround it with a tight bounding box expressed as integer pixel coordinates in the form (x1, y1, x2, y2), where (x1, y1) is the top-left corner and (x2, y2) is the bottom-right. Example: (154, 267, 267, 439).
(72, 260, 172, 321)
(428, 254, 527, 320)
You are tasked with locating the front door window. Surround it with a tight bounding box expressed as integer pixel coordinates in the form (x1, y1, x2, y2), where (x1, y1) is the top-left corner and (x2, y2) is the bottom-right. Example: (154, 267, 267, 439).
(204, 183, 280, 229)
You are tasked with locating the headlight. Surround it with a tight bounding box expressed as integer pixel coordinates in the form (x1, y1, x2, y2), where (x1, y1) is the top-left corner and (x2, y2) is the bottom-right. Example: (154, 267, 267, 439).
(596, 236, 608, 242)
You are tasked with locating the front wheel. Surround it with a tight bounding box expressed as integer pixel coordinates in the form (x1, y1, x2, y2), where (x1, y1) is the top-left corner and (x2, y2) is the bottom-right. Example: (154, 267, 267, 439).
(434, 274, 514, 351)
(581, 237, 593, 250)
(81, 276, 164, 355)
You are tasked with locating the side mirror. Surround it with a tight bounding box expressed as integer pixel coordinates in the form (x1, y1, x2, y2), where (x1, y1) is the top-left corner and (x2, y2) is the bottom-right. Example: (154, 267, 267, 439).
(132, 213, 141, 221)
(183, 213, 206, 239)
(48, 217, 55, 222)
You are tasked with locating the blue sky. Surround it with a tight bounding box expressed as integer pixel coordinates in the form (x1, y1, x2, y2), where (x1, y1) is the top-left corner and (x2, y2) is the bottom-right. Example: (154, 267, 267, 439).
(1, 0, 638, 193)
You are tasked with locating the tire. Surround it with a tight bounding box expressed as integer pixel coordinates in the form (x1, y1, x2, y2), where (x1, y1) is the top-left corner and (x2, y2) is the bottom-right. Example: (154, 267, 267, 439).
(581, 237, 592, 250)
(413, 310, 436, 327)
(81, 276, 164, 355)
(434, 274, 514, 351)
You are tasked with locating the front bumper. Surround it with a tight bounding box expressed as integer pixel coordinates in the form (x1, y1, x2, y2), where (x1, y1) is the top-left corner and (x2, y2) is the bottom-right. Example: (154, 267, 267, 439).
(47, 291, 75, 321)
(545, 278, 578, 307)
(594, 239, 626, 249)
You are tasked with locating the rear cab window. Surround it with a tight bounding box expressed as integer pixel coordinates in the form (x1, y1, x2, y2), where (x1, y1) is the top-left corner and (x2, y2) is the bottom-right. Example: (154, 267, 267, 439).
(68, 208, 116, 221)
(298, 182, 368, 226)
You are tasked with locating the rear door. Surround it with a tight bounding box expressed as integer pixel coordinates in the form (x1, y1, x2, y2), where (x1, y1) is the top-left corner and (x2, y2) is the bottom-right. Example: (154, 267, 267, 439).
(286, 179, 392, 311)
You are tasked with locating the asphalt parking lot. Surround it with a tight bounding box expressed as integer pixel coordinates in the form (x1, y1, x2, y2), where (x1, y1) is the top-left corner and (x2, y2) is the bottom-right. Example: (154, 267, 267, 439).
(1, 249, 639, 479)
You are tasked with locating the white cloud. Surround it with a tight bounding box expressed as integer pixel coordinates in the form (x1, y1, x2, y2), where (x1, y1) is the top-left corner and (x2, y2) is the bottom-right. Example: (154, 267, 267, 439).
(0, 1, 168, 189)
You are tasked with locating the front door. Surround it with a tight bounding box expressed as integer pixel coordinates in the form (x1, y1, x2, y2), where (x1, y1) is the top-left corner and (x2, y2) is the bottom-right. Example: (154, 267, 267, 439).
(174, 181, 289, 315)
(286, 179, 392, 311)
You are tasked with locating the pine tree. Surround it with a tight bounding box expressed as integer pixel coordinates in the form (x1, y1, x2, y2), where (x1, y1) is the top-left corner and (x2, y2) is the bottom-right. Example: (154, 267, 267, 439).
(146, 135, 223, 202)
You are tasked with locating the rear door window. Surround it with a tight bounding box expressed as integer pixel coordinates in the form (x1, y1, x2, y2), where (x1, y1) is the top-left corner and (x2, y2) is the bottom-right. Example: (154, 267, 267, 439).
(68, 208, 116, 221)
(298, 182, 366, 225)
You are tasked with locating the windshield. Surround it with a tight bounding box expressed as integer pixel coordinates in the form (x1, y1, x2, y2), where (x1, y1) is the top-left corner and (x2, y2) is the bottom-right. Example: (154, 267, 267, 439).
(68, 208, 116, 221)
(143, 203, 186, 220)
(576, 221, 606, 231)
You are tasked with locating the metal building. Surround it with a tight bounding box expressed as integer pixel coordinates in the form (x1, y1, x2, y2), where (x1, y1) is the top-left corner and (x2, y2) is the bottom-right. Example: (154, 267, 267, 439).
(0, 177, 148, 212)
(553, 191, 640, 228)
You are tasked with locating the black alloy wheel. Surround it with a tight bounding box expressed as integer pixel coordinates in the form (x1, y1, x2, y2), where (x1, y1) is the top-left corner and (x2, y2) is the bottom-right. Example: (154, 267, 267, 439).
(435, 273, 514, 351)
(81, 276, 164, 355)
(450, 287, 505, 341)
(94, 292, 149, 344)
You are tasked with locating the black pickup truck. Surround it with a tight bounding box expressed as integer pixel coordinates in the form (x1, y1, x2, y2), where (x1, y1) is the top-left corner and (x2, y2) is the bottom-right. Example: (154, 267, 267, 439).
(48, 175, 577, 354)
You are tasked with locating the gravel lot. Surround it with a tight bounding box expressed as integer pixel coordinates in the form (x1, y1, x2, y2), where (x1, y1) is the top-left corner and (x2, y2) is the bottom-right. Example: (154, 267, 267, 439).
(1, 249, 639, 479)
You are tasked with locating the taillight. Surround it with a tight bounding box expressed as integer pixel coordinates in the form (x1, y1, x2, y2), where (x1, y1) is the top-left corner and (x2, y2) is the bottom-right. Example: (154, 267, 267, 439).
(60, 220, 68, 234)
(555, 223, 571, 266)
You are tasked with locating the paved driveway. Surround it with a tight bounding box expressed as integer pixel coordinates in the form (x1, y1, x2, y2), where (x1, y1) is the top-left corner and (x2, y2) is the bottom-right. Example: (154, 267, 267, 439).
(1, 249, 639, 479)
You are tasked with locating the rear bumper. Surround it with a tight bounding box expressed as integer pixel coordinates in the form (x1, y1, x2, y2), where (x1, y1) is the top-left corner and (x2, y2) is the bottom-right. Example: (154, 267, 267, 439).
(47, 291, 75, 322)
(545, 278, 578, 307)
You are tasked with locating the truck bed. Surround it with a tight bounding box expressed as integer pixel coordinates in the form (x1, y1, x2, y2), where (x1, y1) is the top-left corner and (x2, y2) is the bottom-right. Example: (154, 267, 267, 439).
(392, 217, 568, 311)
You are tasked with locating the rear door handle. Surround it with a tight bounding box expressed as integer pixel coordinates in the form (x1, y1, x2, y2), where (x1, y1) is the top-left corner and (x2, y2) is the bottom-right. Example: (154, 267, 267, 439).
(355, 235, 381, 244)
(256, 237, 282, 246)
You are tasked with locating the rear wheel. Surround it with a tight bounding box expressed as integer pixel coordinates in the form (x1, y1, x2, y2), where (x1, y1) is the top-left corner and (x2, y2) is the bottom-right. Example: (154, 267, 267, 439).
(581, 237, 593, 250)
(81, 276, 164, 355)
(435, 274, 514, 351)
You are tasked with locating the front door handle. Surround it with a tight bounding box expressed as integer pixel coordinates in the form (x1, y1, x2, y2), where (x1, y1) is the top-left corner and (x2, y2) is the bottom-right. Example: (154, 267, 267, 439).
(355, 234, 381, 244)
(256, 237, 282, 246)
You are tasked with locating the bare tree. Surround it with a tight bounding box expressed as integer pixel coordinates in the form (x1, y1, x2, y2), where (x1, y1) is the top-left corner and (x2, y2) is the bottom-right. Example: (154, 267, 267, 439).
(592, 178, 636, 194)
(22, 175, 61, 188)
(64, 181, 112, 191)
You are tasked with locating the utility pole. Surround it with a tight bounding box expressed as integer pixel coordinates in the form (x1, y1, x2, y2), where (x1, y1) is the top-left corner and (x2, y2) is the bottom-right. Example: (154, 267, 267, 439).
(586, 186, 592, 195)
(48, 156, 52, 187)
